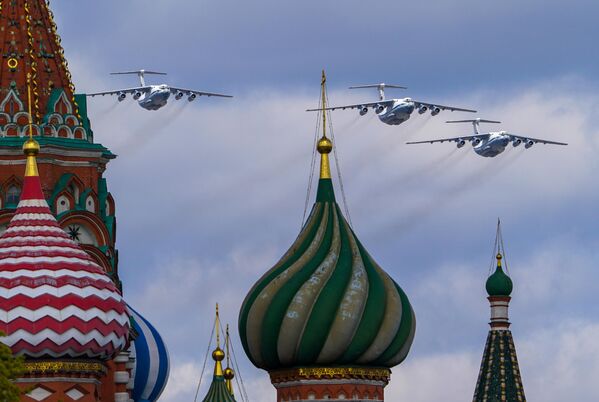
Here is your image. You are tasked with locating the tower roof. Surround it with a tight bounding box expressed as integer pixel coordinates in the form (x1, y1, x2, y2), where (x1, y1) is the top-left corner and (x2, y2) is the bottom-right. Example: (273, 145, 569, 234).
(0, 138, 129, 359)
(0, 0, 78, 121)
(202, 305, 236, 402)
(474, 228, 525, 401)
(238, 72, 415, 371)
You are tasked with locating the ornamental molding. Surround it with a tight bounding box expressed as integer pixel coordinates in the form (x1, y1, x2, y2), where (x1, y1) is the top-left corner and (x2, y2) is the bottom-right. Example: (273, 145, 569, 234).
(23, 360, 107, 375)
(269, 367, 391, 384)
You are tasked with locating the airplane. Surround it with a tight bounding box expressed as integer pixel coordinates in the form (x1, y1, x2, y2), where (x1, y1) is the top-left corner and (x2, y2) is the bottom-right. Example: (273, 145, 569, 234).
(306, 83, 477, 125)
(406, 119, 567, 157)
(86, 70, 232, 111)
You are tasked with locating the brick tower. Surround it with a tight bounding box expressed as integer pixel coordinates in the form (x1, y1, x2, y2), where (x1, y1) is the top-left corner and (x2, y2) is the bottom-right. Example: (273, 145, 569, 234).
(0, 0, 120, 288)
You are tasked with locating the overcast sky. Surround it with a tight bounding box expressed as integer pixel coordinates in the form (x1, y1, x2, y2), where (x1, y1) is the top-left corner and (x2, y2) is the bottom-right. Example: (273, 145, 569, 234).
(46, 1, 599, 401)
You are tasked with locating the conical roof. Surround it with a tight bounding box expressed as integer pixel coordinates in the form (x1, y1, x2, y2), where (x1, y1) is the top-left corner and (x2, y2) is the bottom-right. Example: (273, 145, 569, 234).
(0, 139, 129, 358)
(202, 306, 236, 402)
(239, 75, 415, 371)
(0, 0, 78, 121)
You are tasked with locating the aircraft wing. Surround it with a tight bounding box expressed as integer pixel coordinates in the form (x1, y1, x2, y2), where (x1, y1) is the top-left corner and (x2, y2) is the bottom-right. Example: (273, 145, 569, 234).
(507, 134, 567, 146)
(306, 100, 394, 112)
(406, 134, 490, 145)
(86, 87, 151, 97)
(412, 100, 477, 113)
(169, 87, 232, 98)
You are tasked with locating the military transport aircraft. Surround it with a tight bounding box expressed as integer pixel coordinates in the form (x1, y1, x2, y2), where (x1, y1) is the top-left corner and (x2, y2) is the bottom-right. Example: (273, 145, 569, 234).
(87, 70, 232, 111)
(306, 83, 476, 125)
(406, 119, 567, 157)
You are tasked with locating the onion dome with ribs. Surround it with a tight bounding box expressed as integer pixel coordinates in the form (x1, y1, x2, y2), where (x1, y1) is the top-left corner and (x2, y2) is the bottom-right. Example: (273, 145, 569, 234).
(239, 135, 416, 371)
(0, 139, 129, 359)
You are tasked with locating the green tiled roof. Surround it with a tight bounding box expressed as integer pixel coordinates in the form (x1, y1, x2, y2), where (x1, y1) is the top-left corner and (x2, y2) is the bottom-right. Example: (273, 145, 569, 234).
(202, 375, 236, 402)
(0, 137, 115, 158)
(473, 330, 526, 402)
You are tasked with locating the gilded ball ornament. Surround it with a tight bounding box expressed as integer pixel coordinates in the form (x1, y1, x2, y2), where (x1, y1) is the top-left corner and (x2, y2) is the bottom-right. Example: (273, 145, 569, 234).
(317, 137, 333, 154)
(212, 347, 225, 361)
(224, 367, 235, 380)
(22, 139, 40, 156)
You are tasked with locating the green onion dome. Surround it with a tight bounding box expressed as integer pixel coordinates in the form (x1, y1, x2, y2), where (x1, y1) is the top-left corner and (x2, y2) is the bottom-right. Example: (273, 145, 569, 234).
(486, 253, 513, 296)
(238, 139, 415, 371)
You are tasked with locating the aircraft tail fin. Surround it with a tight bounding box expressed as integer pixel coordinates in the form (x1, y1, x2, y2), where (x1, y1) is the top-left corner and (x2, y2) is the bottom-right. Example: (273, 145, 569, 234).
(446, 119, 501, 124)
(349, 83, 407, 101)
(110, 70, 167, 87)
(446, 118, 501, 134)
(349, 83, 407, 90)
(110, 70, 167, 76)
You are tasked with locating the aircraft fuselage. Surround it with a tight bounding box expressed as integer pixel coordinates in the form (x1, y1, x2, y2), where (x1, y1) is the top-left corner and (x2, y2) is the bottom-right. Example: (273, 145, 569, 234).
(377, 98, 416, 125)
(473, 132, 510, 157)
(139, 85, 171, 111)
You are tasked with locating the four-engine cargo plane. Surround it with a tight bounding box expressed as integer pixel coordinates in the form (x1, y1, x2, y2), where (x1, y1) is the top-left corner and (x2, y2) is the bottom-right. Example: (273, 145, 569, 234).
(87, 70, 232, 111)
(307, 83, 477, 125)
(406, 119, 567, 157)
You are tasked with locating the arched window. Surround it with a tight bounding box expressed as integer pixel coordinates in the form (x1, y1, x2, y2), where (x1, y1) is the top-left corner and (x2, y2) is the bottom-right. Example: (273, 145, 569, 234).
(6, 185, 21, 206)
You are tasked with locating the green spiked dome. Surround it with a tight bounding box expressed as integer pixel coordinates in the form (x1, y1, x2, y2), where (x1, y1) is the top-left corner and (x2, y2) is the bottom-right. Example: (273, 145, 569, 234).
(486, 253, 513, 296)
(238, 135, 416, 371)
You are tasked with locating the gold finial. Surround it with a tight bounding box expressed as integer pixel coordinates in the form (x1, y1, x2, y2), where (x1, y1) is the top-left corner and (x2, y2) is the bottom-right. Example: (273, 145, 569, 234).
(224, 324, 235, 395)
(318, 70, 332, 179)
(23, 74, 40, 177)
(212, 303, 225, 376)
(496, 252, 502, 268)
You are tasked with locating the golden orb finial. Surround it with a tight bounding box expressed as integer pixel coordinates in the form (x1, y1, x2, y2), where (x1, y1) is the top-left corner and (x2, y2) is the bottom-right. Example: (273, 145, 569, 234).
(212, 347, 225, 362)
(23, 139, 40, 177)
(224, 367, 235, 380)
(23, 138, 40, 156)
(496, 253, 502, 267)
(317, 136, 333, 154)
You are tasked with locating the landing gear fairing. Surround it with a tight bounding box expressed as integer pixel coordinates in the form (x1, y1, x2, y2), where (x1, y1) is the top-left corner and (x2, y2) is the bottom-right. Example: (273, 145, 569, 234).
(306, 83, 476, 126)
(406, 119, 567, 157)
(86, 70, 232, 111)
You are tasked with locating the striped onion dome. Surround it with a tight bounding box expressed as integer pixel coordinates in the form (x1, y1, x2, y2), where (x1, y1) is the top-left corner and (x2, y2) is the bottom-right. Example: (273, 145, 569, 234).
(0, 139, 129, 359)
(129, 305, 170, 402)
(238, 136, 416, 371)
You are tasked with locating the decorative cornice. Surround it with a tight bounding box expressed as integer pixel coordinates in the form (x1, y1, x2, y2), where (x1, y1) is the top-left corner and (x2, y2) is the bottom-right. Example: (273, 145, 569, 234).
(23, 360, 106, 375)
(269, 367, 391, 384)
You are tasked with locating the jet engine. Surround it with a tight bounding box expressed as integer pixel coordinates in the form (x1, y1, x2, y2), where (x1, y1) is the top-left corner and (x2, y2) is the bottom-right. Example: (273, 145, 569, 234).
(512, 139, 522, 147)
(472, 138, 481, 146)
(431, 107, 441, 116)
(117, 92, 126, 102)
(187, 94, 197, 102)
(133, 91, 142, 100)
(456, 139, 466, 148)
(418, 105, 428, 114)
(359, 106, 368, 116)
(525, 140, 534, 149)
(375, 104, 385, 114)
(175, 91, 184, 100)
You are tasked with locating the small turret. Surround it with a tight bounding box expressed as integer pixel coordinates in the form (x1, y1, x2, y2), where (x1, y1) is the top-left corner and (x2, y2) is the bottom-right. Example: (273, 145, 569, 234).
(201, 305, 236, 402)
(473, 223, 526, 402)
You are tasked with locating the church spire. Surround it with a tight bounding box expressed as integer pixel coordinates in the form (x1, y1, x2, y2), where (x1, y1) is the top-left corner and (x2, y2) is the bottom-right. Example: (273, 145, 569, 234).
(201, 305, 236, 402)
(473, 223, 526, 401)
(0, 0, 78, 122)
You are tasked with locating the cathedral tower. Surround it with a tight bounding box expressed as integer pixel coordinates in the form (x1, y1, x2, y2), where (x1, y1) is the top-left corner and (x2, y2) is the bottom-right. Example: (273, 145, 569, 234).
(473, 251, 526, 401)
(238, 73, 415, 401)
(0, 0, 120, 287)
(0, 3, 171, 401)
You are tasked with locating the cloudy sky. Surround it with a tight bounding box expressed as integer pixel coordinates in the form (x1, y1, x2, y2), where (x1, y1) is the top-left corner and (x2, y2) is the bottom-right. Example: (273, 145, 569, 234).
(48, 1, 599, 401)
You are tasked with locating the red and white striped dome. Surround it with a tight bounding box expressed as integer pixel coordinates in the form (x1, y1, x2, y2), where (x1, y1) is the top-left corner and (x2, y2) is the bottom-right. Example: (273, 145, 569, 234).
(0, 141, 129, 359)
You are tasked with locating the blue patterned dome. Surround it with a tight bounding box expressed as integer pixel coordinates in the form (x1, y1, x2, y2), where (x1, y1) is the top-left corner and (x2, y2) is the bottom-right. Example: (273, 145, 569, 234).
(128, 305, 170, 402)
